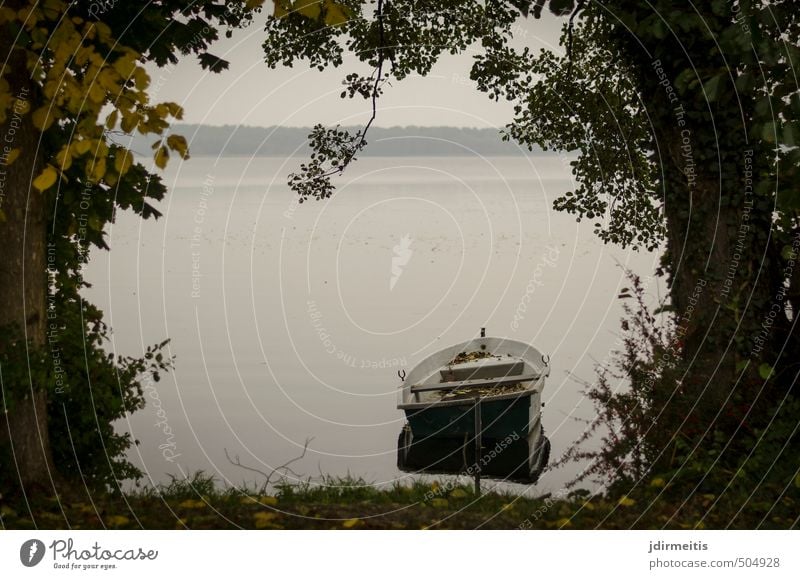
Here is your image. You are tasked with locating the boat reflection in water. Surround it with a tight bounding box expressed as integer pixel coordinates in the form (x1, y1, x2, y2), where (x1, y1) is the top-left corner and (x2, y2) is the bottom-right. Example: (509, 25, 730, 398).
(396, 333, 551, 484)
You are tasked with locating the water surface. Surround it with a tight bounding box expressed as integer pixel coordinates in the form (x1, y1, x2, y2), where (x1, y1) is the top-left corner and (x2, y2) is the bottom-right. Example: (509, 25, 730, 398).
(85, 155, 661, 495)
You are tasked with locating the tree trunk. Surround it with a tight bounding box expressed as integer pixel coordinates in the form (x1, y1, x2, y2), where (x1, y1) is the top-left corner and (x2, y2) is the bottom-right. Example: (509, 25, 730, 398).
(0, 40, 55, 492)
(659, 126, 778, 435)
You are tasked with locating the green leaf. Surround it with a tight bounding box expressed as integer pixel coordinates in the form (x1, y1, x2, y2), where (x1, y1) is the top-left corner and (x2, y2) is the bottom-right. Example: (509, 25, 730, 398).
(650, 18, 667, 40)
(734, 72, 753, 92)
(702, 74, 724, 102)
(758, 363, 773, 380)
(760, 121, 777, 143)
(781, 124, 796, 147)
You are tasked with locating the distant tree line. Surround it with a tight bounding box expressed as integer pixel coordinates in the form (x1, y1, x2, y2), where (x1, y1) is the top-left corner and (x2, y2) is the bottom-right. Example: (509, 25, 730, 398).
(125, 124, 544, 157)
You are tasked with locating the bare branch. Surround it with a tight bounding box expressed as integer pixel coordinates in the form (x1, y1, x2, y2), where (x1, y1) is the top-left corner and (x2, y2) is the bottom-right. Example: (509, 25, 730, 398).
(224, 437, 314, 492)
(289, 0, 388, 198)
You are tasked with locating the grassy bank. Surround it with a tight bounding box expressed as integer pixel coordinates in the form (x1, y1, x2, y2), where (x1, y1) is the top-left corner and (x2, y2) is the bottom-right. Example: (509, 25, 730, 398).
(1, 474, 795, 530)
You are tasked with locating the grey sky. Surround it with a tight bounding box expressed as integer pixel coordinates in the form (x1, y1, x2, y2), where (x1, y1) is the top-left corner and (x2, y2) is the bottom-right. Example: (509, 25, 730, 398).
(147, 6, 564, 128)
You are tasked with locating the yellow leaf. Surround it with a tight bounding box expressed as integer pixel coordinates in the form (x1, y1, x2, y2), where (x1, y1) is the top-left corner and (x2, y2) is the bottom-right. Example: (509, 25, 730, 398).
(253, 511, 278, 528)
(556, 517, 572, 528)
(342, 518, 362, 528)
(650, 477, 666, 488)
(430, 498, 448, 508)
(107, 515, 129, 527)
(87, 81, 105, 104)
(55, 147, 72, 170)
(166, 134, 189, 159)
(166, 102, 184, 119)
(32, 166, 58, 191)
(120, 112, 138, 133)
(177, 499, 206, 509)
(154, 145, 169, 169)
(112, 54, 137, 78)
(133, 68, 150, 91)
(89, 157, 106, 182)
(71, 139, 93, 156)
(97, 68, 119, 92)
(259, 496, 278, 506)
(114, 150, 132, 175)
(19, 4, 41, 26)
(273, 0, 289, 18)
(74, 46, 93, 67)
(324, 2, 351, 26)
(450, 488, 468, 499)
(105, 110, 118, 130)
(295, 0, 321, 19)
(42, 80, 59, 99)
(5, 148, 20, 165)
(94, 21, 112, 41)
(618, 495, 636, 507)
(32, 107, 55, 131)
(0, 6, 17, 24)
(74, 503, 94, 514)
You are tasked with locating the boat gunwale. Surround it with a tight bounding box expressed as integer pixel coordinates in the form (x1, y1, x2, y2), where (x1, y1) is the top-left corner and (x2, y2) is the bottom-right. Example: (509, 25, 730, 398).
(398, 383, 541, 411)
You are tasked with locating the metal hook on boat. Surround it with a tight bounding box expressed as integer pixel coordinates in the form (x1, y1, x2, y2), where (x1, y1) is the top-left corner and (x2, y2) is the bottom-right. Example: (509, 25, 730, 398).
(541, 354, 550, 366)
(398, 369, 406, 382)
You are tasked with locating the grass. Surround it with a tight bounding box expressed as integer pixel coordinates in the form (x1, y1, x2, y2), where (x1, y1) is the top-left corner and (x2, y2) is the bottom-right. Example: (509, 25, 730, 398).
(1, 472, 796, 529)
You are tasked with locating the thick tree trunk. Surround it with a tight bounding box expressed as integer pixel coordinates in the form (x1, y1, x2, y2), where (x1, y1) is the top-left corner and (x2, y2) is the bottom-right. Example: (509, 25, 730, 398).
(0, 42, 56, 491)
(660, 129, 778, 435)
(629, 24, 783, 436)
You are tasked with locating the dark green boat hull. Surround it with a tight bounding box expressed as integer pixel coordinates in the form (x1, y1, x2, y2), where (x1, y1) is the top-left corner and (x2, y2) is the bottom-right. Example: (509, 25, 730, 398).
(398, 394, 548, 483)
(404, 395, 532, 439)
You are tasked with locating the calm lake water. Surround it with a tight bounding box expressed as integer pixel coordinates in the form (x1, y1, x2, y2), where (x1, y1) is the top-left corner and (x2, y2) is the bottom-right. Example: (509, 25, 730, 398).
(85, 155, 661, 496)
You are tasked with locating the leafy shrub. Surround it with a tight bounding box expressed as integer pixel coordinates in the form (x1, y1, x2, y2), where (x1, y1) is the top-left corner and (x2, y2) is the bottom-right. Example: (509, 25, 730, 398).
(561, 270, 800, 506)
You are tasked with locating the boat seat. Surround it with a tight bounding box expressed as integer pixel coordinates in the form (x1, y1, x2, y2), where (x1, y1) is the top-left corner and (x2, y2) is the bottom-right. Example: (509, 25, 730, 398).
(440, 359, 524, 382)
(411, 373, 540, 393)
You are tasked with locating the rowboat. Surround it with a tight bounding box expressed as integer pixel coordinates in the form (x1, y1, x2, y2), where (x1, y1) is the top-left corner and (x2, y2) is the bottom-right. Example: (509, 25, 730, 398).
(396, 333, 551, 483)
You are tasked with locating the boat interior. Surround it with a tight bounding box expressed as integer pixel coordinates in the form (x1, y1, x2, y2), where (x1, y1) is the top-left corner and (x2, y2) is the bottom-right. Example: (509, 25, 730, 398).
(410, 352, 540, 404)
